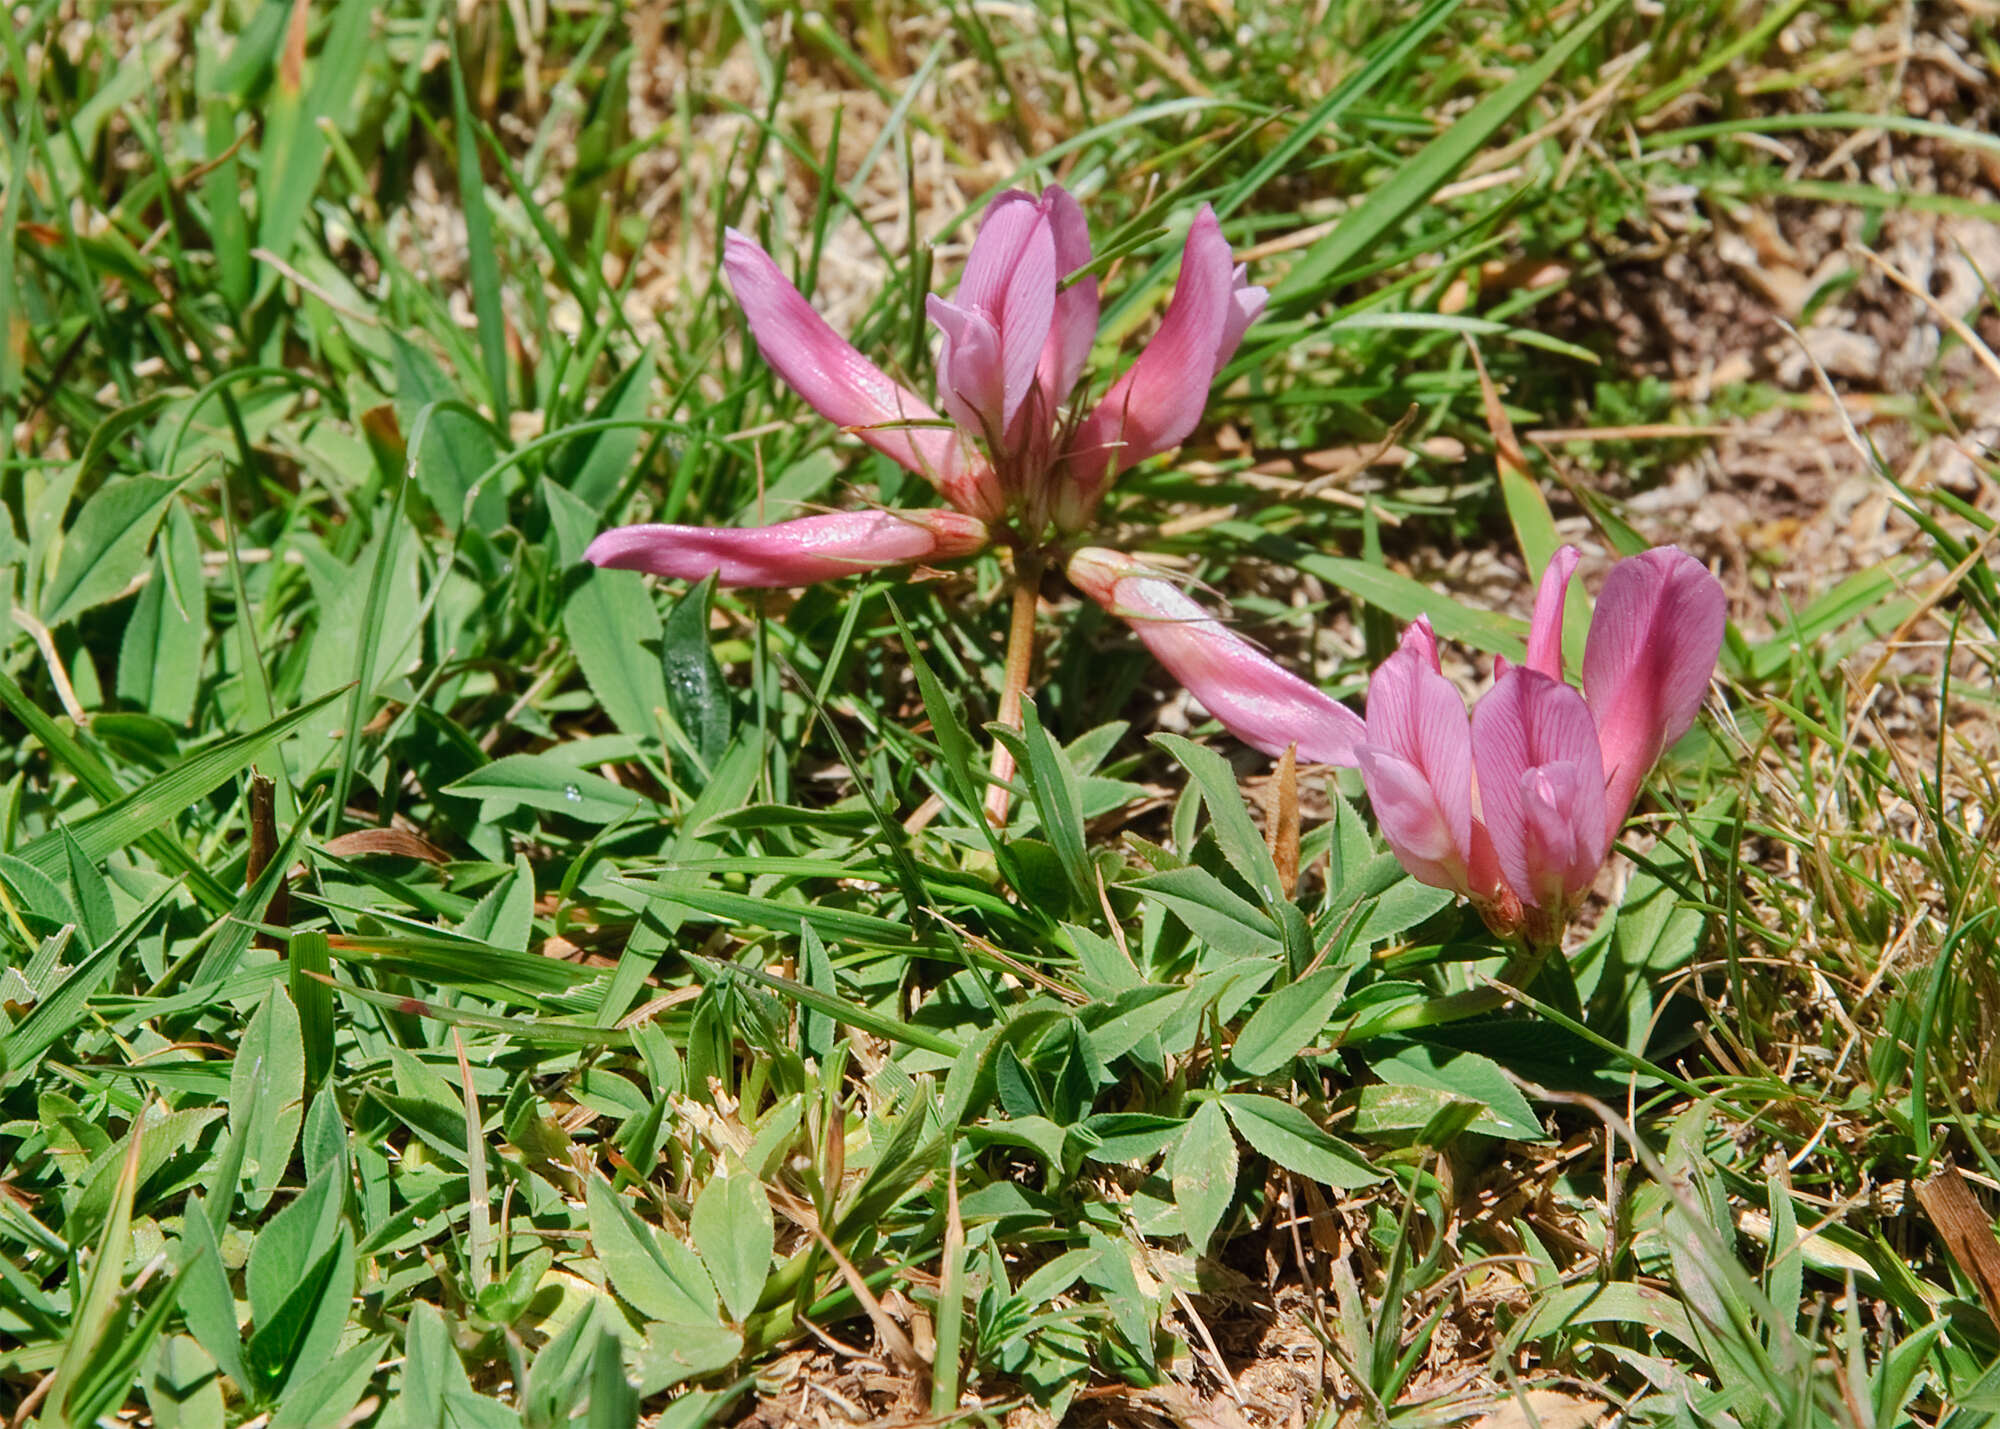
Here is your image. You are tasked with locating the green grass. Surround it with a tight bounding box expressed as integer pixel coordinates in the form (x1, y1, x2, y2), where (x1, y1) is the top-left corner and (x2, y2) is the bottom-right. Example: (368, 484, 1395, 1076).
(4, 0, 1999, 1424)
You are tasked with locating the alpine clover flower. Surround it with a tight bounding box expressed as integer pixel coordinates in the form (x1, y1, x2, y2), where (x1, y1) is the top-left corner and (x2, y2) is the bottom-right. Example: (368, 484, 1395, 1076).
(586, 185, 1298, 815)
(1354, 546, 1727, 947)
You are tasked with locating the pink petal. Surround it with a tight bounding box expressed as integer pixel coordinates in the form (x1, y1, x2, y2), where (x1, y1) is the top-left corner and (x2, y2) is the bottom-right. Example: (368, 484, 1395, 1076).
(955, 193, 1042, 315)
(1470, 667, 1609, 916)
(1215, 263, 1268, 370)
(1581, 546, 1726, 834)
(1524, 546, 1580, 681)
(723, 231, 995, 515)
(585, 510, 989, 589)
(1397, 616, 1443, 673)
(1037, 186, 1099, 407)
(928, 296, 1006, 434)
(952, 192, 1056, 435)
(1360, 632, 1475, 887)
(1057, 207, 1236, 526)
(1067, 548, 1364, 765)
(996, 217, 1056, 432)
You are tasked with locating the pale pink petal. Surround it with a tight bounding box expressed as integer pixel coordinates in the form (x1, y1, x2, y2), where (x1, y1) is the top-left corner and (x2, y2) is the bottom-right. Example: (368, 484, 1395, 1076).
(1365, 642, 1474, 856)
(949, 192, 1057, 436)
(1357, 748, 1470, 893)
(996, 218, 1056, 432)
(955, 193, 1041, 314)
(585, 510, 989, 589)
(1581, 546, 1727, 834)
(1524, 546, 1580, 680)
(928, 296, 1005, 434)
(723, 231, 992, 512)
(1215, 264, 1268, 370)
(1397, 616, 1443, 673)
(1058, 207, 1235, 525)
(1067, 548, 1364, 765)
(1038, 186, 1099, 406)
(1470, 668, 1609, 917)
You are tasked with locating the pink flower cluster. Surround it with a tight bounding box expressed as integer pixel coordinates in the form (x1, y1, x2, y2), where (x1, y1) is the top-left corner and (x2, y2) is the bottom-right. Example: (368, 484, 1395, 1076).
(1354, 547, 1725, 944)
(585, 186, 1263, 580)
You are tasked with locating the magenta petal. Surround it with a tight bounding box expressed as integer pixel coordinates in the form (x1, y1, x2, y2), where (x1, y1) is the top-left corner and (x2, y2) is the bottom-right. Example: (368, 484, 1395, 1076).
(1068, 548, 1364, 765)
(723, 231, 991, 512)
(1524, 546, 1580, 681)
(1471, 668, 1608, 915)
(1581, 546, 1727, 833)
(1059, 207, 1235, 524)
(584, 510, 989, 589)
(1038, 186, 1099, 406)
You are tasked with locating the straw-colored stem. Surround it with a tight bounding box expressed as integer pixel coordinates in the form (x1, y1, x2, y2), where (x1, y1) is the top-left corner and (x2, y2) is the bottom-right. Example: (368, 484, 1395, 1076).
(985, 554, 1044, 826)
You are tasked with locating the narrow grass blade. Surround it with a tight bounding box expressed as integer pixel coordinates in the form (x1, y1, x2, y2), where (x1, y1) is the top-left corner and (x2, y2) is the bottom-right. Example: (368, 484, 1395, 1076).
(448, 32, 510, 422)
(14, 686, 344, 881)
(1270, 0, 1628, 308)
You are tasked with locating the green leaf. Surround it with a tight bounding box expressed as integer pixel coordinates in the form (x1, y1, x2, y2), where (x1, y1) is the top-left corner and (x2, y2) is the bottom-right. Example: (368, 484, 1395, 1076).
(690, 1170, 774, 1324)
(1352, 877, 1456, 946)
(1129, 866, 1282, 956)
(393, 338, 506, 531)
(585, 1178, 719, 1324)
(547, 479, 669, 743)
(1153, 734, 1286, 910)
(446, 755, 650, 824)
(1221, 1093, 1382, 1189)
(458, 852, 536, 953)
(289, 933, 336, 1092)
(1171, 1099, 1237, 1255)
(61, 829, 115, 950)
(991, 697, 1091, 904)
(231, 984, 306, 1207)
(1270, 0, 1630, 305)
(447, 29, 509, 423)
(117, 500, 206, 724)
(633, 1322, 744, 1395)
(1277, 548, 1526, 661)
(555, 349, 657, 513)
(177, 1206, 250, 1392)
(42, 474, 180, 627)
(1366, 1040, 1545, 1141)
(661, 575, 732, 771)
(243, 1224, 356, 1397)
(1230, 963, 1353, 1076)
(246, 1162, 345, 1331)
(253, 0, 372, 282)
(11, 686, 344, 892)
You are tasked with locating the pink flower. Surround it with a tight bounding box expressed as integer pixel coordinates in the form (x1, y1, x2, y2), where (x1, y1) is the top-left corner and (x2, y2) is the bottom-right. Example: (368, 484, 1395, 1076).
(584, 511, 990, 589)
(1356, 547, 1725, 943)
(584, 188, 1287, 786)
(1066, 548, 1364, 766)
(588, 189, 1265, 595)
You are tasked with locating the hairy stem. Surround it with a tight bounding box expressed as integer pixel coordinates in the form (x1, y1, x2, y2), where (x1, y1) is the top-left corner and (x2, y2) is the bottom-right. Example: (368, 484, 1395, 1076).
(985, 552, 1044, 826)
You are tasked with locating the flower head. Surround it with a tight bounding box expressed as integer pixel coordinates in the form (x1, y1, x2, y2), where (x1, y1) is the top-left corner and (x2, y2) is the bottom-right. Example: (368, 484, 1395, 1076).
(583, 188, 1288, 792)
(1356, 547, 1725, 944)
